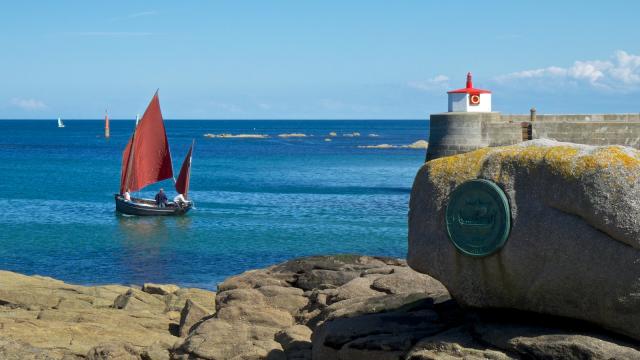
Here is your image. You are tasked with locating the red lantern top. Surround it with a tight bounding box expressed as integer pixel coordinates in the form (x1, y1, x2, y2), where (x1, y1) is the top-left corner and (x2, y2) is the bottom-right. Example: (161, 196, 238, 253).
(447, 72, 491, 94)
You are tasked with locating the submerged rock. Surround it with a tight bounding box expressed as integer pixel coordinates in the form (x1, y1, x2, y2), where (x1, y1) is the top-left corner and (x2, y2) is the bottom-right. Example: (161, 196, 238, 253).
(203, 133, 269, 139)
(358, 143, 395, 149)
(405, 140, 429, 149)
(408, 139, 640, 340)
(357, 140, 428, 149)
(278, 133, 307, 138)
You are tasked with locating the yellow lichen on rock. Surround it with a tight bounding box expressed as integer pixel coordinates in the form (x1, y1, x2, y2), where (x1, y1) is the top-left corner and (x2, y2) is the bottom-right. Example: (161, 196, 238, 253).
(426, 141, 640, 185)
(579, 147, 640, 171)
(426, 148, 491, 186)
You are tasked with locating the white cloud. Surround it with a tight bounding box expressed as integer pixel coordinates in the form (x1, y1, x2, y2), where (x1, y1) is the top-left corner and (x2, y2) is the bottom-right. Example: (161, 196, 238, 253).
(496, 50, 640, 91)
(10, 98, 47, 111)
(408, 75, 450, 91)
(110, 11, 157, 21)
(125, 11, 157, 19)
(70, 32, 153, 37)
(318, 99, 376, 113)
(208, 101, 242, 113)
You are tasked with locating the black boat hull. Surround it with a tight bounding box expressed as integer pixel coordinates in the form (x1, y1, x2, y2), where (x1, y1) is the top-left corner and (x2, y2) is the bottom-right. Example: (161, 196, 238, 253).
(114, 194, 192, 216)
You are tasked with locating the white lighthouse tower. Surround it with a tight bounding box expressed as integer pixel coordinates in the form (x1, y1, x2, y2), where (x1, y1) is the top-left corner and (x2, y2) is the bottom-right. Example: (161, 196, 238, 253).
(447, 72, 492, 112)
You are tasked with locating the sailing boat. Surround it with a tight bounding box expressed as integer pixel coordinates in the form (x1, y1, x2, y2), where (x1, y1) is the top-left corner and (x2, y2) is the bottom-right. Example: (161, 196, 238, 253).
(104, 110, 110, 138)
(57, 117, 65, 128)
(114, 92, 194, 216)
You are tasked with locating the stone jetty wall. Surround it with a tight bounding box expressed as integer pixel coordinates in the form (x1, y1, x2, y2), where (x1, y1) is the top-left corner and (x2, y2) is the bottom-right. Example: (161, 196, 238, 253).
(427, 112, 640, 160)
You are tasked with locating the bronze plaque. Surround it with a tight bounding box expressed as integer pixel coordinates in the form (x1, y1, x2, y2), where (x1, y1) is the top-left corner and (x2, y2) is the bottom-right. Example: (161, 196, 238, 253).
(445, 179, 511, 257)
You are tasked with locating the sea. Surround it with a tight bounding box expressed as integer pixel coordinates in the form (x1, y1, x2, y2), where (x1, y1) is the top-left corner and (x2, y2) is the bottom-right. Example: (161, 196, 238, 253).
(0, 120, 429, 290)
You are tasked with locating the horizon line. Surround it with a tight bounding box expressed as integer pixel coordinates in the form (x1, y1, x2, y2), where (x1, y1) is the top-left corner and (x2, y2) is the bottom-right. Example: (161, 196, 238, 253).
(0, 118, 430, 121)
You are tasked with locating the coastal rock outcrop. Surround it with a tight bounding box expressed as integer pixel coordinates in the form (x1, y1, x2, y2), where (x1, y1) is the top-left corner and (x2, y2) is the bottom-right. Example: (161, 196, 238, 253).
(172, 255, 639, 360)
(1, 254, 639, 359)
(408, 139, 640, 340)
(0, 270, 215, 359)
(172, 255, 448, 359)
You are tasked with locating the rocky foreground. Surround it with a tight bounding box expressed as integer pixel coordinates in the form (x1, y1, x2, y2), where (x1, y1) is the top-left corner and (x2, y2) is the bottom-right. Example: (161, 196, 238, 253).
(1, 255, 639, 359)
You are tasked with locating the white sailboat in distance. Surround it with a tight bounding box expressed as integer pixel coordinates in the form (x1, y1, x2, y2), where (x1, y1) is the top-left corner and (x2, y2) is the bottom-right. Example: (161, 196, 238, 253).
(57, 117, 65, 128)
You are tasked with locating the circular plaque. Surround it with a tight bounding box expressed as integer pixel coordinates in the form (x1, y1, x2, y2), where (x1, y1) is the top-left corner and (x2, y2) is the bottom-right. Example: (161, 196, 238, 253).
(445, 179, 511, 257)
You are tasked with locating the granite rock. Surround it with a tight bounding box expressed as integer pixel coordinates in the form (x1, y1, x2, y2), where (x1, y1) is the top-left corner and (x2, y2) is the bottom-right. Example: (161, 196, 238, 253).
(311, 308, 448, 360)
(164, 288, 216, 313)
(173, 255, 446, 359)
(409, 140, 640, 340)
(85, 343, 139, 360)
(0, 270, 214, 358)
(275, 325, 313, 360)
(2, 254, 635, 359)
(471, 316, 640, 360)
(142, 284, 180, 296)
(178, 299, 212, 337)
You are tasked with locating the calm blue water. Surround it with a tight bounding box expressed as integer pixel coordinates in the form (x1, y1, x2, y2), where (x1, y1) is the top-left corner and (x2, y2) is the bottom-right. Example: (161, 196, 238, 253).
(0, 120, 428, 289)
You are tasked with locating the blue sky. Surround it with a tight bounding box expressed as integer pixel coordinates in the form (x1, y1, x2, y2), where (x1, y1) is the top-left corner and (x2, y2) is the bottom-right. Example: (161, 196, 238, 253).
(1, 1, 639, 119)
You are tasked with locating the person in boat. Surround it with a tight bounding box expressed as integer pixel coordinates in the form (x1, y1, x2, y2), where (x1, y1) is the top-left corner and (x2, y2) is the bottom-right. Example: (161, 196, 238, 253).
(123, 189, 131, 202)
(173, 193, 187, 207)
(155, 188, 168, 208)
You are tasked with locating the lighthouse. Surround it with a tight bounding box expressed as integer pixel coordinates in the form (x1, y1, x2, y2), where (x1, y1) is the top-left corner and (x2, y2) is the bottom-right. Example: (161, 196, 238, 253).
(447, 72, 492, 112)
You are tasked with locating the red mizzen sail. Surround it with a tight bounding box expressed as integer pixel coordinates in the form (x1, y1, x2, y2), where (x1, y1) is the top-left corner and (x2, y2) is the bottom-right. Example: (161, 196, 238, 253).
(119, 92, 173, 193)
(105, 111, 110, 138)
(175, 141, 194, 197)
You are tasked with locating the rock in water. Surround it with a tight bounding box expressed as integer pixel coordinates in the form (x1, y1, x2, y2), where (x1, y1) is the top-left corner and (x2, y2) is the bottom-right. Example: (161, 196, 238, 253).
(408, 139, 640, 340)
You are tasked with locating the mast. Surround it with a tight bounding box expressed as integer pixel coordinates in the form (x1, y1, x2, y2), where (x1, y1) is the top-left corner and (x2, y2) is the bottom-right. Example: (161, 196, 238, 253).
(121, 127, 136, 194)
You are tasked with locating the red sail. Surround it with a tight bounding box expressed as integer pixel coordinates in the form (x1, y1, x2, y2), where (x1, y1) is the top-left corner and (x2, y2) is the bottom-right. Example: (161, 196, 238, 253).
(175, 141, 193, 196)
(105, 111, 110, 138)
(119, 92, 173, 193)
